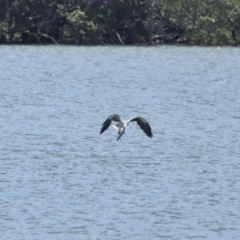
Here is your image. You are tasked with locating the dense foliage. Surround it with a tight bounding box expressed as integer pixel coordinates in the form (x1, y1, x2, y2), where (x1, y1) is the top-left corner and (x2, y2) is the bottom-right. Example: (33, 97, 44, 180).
(0, 0, 239, 45)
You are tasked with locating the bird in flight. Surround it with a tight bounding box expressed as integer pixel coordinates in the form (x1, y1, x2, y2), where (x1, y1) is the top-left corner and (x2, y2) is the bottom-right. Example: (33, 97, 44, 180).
(100, 114, 153, 141)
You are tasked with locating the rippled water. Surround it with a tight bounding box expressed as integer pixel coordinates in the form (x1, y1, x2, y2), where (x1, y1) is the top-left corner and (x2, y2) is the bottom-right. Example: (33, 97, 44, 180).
(1, 46, 240, 239)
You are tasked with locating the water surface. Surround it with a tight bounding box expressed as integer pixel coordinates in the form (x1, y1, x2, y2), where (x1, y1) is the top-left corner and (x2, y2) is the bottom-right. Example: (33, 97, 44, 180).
(0, 46, 240, 239)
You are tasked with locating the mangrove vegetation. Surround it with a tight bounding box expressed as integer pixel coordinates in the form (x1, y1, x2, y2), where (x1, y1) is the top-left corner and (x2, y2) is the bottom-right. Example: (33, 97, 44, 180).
(0, 0, 240, 45)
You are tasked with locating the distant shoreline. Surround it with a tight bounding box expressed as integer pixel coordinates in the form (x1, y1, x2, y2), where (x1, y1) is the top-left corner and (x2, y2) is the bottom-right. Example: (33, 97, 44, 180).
(1, 0, 239, 46)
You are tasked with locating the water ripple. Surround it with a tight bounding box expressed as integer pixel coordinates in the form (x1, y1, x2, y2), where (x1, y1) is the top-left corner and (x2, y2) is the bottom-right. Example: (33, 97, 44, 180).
(0, 46, 240, 239)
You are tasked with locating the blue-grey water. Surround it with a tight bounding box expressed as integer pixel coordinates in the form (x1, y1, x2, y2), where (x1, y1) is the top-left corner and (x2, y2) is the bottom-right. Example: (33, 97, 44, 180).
(0, 46, 240, 240)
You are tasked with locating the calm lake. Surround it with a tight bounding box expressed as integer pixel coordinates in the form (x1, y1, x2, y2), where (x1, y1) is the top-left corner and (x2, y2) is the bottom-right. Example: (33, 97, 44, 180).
(1, 45, 240, 239)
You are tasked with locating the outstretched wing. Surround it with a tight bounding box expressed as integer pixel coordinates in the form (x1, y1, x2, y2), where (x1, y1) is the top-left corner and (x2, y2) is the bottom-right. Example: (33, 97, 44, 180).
(100, 114, 121, 135)
(129, 117, 153, 138)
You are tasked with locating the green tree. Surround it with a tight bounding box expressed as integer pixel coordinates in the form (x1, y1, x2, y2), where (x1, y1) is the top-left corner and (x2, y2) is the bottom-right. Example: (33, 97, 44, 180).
(0, 0, 239, 45)
(88, 0, 149, 44)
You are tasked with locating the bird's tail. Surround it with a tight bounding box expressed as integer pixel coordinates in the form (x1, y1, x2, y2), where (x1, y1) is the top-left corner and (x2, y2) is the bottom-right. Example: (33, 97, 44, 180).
(116, 130, 125, 141)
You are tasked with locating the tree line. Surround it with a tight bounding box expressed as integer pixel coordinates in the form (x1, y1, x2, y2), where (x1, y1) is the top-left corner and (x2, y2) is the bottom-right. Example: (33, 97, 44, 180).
(0, 0, 239, 45)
